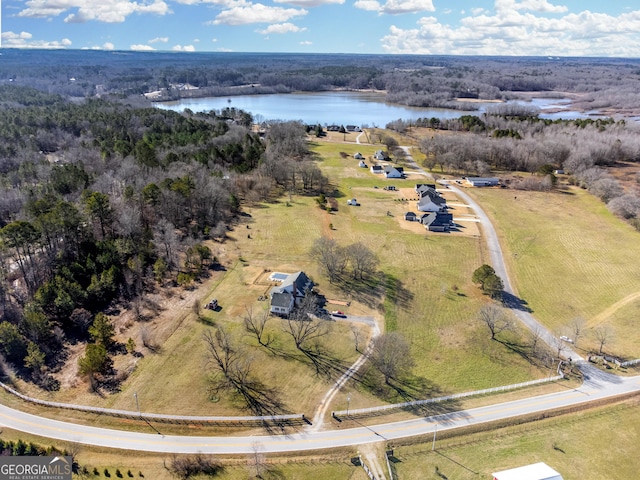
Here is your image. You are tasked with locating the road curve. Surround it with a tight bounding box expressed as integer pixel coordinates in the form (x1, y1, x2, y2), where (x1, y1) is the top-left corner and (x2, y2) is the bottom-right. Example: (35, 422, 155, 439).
(0, 145, 629, 454)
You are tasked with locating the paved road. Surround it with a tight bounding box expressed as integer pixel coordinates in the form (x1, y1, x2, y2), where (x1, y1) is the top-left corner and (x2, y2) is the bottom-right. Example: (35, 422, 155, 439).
(401, 146, 580, 360)
(0, 370, 636, 454)
(0, 145, 627, 454)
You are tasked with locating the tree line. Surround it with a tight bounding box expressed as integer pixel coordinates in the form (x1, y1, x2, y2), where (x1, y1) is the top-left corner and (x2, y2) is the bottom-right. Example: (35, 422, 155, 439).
(0, 85, 326, 389)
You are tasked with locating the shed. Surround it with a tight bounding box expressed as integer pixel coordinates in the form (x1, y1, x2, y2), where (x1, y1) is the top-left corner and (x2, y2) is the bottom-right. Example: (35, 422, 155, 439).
(466, 177, 499, 187)
(354, 152, 364, 159)
(404, 212, 417, 222)
(493, 462, 563, 480)
(370, 165, 384, 174)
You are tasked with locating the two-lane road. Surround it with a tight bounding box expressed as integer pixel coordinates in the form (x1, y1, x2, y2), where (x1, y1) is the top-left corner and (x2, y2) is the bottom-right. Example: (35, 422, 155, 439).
(0, 370, 636, 454)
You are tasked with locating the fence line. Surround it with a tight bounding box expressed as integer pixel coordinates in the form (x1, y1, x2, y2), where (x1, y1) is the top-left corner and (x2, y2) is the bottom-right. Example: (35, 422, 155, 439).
(0, 381, 306, 425)
(333, 368, 564, 419)
(359, 456, 377, 480)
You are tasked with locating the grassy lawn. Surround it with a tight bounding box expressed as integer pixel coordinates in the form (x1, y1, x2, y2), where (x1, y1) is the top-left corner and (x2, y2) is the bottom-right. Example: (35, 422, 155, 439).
(393, 399, 640, 480)
(6, 138, 558, 429)
(468, 186, 640, 360)
(0, 427, 368, 480)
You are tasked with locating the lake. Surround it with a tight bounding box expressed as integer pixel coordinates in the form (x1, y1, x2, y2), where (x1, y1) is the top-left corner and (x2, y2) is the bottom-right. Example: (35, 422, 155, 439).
(154, 91, 594, 126)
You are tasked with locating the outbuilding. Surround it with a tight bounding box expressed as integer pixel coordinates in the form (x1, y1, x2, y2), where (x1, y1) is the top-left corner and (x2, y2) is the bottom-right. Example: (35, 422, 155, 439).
(492, 462, 563, 480)
(466, 177, 500, 187)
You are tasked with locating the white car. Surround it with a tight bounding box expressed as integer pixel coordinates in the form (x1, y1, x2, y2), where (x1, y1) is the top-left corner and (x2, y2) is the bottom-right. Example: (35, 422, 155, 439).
(559, 335, 574, 343)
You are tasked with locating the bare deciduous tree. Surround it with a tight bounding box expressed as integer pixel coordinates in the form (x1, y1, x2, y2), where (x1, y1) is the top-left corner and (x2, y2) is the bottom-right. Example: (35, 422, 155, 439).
(345, 242, 379, 280)
(529, 325, 544, 357)
(593, 325, 614, 354)
(477, 304, 511, 340)
(283, 293, 329, 350)
(568, 317, 587, 347)
(243, 306, 272, 346)
(310, 236, 347, 283)
(369, 332, 415, 384)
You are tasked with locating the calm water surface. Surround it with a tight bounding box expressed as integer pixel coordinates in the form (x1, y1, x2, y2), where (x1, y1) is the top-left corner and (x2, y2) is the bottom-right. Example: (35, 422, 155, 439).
(155, 91, 593, 125)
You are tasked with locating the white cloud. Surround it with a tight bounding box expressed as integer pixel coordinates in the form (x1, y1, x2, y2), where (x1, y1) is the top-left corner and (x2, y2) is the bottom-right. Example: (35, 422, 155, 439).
(354, 0, 434, 15)
(256, 22, 306, 34)
(381, 6, 640, 57)
(212, 3, 307, 25)
(300, 40, 312, 45)
(130, 44, 156, 51)
(273, 0, 343, 7)
(149, 37, 169, 43)
(471, 8, 486, 15)
(353, 0, 380, 11)
(1, 31, 72, 48)
(212, 38, 219, 42)
(87, 42, 116, 50)
(172, 44, 196, 51)
(495, 0, 568, 14)
(18, 0, 170, 23)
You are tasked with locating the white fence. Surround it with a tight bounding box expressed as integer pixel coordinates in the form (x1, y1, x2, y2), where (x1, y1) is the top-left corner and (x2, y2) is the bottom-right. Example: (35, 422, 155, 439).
(0, 381, 306, 425)
(333, 369, 564, 419)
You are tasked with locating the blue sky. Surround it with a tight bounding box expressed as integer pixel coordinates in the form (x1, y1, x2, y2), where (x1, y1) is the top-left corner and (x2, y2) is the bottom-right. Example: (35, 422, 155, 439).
(2, 0, 640, 56)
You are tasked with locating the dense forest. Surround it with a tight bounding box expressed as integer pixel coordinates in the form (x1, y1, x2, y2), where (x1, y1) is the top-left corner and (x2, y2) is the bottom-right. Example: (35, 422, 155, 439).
(0, 84, 325, 388)
(1, 50, 640, 390)
(4, 50, 640, 112)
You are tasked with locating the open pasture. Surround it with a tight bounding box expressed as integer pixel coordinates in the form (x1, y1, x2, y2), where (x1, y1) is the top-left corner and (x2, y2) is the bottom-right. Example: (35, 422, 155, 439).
(393, 399, 640, 480)
(468, 186, 640, 360)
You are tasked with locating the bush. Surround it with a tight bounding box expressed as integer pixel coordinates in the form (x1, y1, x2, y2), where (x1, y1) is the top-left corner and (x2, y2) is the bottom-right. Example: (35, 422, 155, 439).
(169, 454, 223, 479)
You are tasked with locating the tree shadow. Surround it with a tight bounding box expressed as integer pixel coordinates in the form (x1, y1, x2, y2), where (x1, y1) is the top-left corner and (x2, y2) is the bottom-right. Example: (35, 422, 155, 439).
(299, 345, 354, 381)
(501, 291, 533, 313)
(384, 274, 415, 310)
(337, 275, 385, 309)
(495, 338, 534, 364)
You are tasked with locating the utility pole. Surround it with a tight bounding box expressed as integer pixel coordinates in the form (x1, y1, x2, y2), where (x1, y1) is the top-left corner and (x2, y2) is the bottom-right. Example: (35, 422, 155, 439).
(346, 393, 351, 417)
(134, 392, 140, 416)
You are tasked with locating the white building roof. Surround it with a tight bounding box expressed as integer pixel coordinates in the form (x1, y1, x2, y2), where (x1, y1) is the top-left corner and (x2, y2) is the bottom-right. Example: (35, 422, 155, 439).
(493, 462, 563, 480)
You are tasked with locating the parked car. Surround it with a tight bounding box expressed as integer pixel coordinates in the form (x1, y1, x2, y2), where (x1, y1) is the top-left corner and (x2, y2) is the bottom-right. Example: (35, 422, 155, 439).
(560, 335, 573, 343)
(331, 310, 346, 317)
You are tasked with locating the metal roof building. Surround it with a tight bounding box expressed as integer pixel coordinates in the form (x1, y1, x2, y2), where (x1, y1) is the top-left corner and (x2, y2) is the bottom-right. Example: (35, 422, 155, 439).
(493, 462, 563, 480)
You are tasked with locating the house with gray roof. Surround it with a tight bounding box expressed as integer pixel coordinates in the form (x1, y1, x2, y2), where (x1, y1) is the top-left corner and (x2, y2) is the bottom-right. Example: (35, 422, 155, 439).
(270, 271, 314, 316)
(420, 212, 454, 232)
(416, 188, 447, 212)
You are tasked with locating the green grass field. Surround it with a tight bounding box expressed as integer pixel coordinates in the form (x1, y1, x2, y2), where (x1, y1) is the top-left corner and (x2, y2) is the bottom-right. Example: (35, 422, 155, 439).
(393, 399, 640, 480)
(468, 186, 640, 360)
(3, 399, 638, 480)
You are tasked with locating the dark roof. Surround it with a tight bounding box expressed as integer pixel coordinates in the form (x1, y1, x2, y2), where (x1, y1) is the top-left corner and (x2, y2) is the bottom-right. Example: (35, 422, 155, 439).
(422, 212, 453, 227)
(405, 211, 417, 218)
(418, 189, 446, 205)
(416, 183, 436, 192)
(271, 292, 293, 308)
(371, 165, 383, 171)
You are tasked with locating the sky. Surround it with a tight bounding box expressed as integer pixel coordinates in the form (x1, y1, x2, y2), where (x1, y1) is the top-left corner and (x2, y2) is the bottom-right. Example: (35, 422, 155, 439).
(2, 0, 640, 56)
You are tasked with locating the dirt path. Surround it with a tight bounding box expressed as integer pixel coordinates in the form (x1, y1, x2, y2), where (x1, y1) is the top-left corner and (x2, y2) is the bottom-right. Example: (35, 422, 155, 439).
(306, 315, 380, 432)
(359, 442, 387, 480)
(589, 290, 640, 327)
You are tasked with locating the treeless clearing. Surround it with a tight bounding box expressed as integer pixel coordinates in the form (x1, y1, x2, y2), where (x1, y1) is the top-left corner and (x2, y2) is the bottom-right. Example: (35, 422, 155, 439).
(468, 186, 640, 360)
